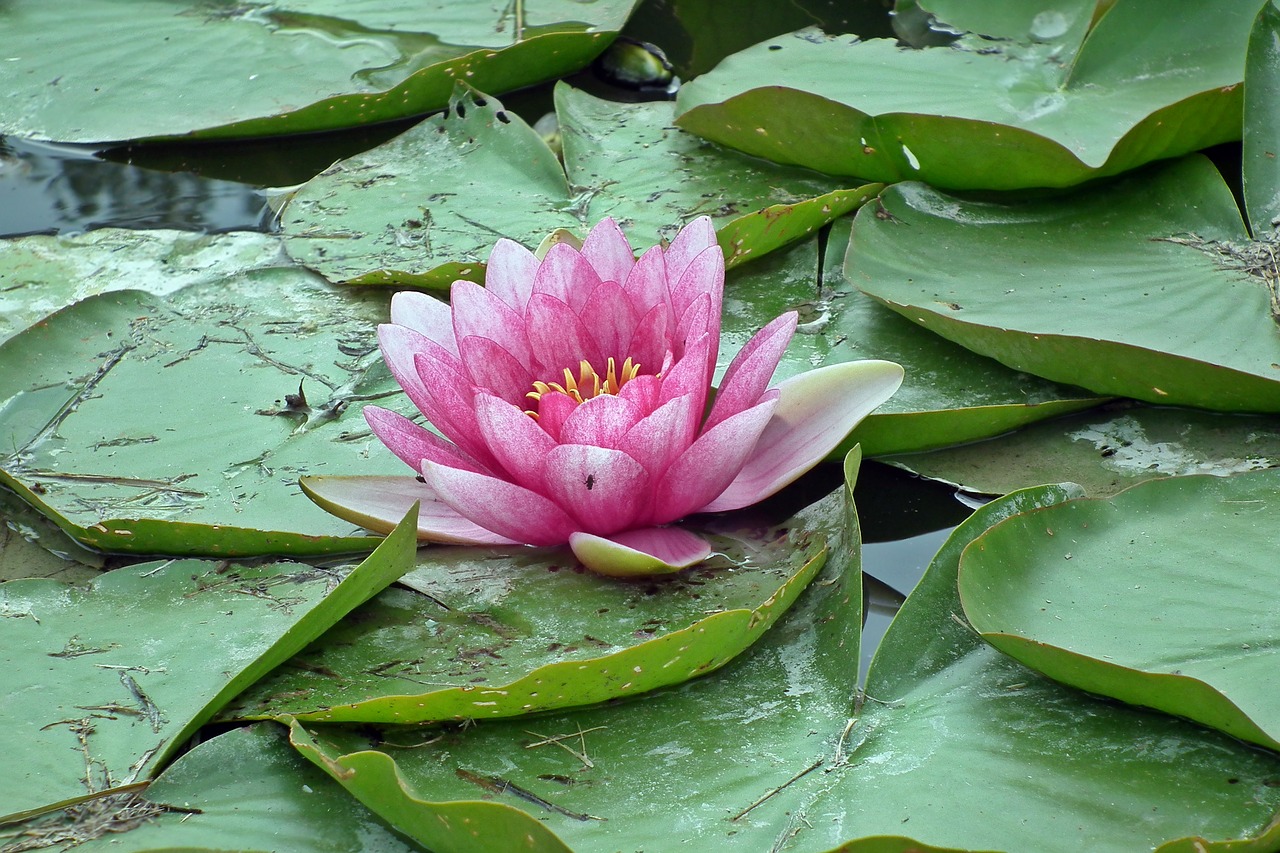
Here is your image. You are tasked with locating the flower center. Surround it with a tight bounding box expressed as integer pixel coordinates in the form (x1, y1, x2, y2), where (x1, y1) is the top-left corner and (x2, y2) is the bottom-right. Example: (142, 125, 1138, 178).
(525, 356, 641, 418)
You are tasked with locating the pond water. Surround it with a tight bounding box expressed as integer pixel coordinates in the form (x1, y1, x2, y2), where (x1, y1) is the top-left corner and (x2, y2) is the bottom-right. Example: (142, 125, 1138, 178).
(0, 0, 974, 681)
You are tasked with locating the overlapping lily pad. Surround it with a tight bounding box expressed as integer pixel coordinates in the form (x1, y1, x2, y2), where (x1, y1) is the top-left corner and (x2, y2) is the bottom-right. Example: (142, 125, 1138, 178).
(0, 268, 407, 556)
(0, 229, 285, 344)
(848, 155, 1280, 412)
(675, 0, 1260, 190)
(716, 225, 1104, 456)
(0, 0, 638, 143)
(959, 470, 1280, 751)
(27, 724, 418, 853)
(0, 508, 415, 824)
(283, 478, 1280, 852)
(884, 405, 1280, 497)
(281, 83, 875, 287)
(1245, 1, 1280, 234)
(228, 452, 854, 725)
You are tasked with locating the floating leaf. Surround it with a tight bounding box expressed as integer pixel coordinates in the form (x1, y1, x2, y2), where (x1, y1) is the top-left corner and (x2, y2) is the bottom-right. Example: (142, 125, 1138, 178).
(33, 724, 419, 853)
(675, 0, 1260, 189)
(0, 230, 284, 345)
(229, 453, 855, 724)
(1245, 0, 1280, 235)
(716, 226, 1103, 456)
(281, 83, 874, 287)
(960, 470, 1280, 751)
(0, 268, 410, 556)
(849, 156, 1280, 412)
(0, 486, 102, 584)
(285, 472, 1280, 851)
(0, 0, 639, 143)
(0, 506, 416, 823)
(883, 405, 1280, 497)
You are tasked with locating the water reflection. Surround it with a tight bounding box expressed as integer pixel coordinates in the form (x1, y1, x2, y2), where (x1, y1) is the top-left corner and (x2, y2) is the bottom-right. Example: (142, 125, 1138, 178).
(0, 136, 268, 237)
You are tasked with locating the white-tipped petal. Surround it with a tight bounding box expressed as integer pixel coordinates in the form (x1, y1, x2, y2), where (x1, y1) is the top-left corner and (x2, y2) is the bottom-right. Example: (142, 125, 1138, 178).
(300, 475, 516, 545)
(569, 527, 712, 577)
(700, 360, 904, 513)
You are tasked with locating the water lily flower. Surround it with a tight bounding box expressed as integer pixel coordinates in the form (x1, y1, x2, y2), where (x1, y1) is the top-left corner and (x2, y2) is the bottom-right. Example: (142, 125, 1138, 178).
(302, 217, 902, 577)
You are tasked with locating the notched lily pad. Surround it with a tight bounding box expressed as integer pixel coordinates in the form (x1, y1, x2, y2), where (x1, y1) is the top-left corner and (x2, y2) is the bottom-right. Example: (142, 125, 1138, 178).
(281, 83, 874, 288)
(227, 454, 856, 725)
(0, 507, 416, 823)
(0, 268, 413, 557)
(959, 469, 1280, 752)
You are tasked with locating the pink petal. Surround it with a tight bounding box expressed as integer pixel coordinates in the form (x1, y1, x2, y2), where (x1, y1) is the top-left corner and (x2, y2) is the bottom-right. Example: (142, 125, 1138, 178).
(422, 460, 579, 546)
(450, 280, 533, 368)
(559, 393, 644, 448)
(657, 333, 712, 418)
(533, 391, 578, 443)
(618, 392, 699, 480)
(674, 292, 711, 356)
(378, 324, 459, 419)
(583, 280, 639, 364)
(458, 335, 535, 404)
(569, 528, 712, 577)
(670, 244, 724, 323)
(700, 360, 905, 513)
(663, 216, 718, 287)
(532, 242, 601, 313)
(364, 406, 488, 475)
(705, 311, 798, 431)
(580, 217, 635, 287)
(390, 292, 457, 357)
(617, 373, 661, 412)
(300, 475, 515, 545)
(412, 351, 496, 468)
(626, 301, 669, 376)
(472, 393, 556, 492)
(652, 393, 779, 524)
(542, 444, 649, 535)
(485, 238, 539, 311)
(525, 293, 604, 377)
(622, 244, 673, 322)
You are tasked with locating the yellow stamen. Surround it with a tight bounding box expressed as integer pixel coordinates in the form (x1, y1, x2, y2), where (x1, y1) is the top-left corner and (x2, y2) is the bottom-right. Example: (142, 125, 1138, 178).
(524, 356, 644, 418)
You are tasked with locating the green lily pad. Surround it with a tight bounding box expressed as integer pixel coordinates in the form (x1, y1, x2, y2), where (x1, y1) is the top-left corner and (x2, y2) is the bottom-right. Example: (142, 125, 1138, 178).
(0, 485, 103, 584)
(959, 470, 1280, 752)
(280, 82, 875, 288)
(675, 0, 1260, 190)
(0, 269, 409, 557)
(0, 506, 416, 824)
(227, 452, 854, 725)
(848, 155, 1280, 412)
(17, 724, 418, 853)
(1245, 1, 1280, 234)
(0, 0, 638, 143)
(716, 225, 1104, 456)
(883, 405, 1280, 497)
(285, 473, 1280, 851)
(0, 230, 285, 345)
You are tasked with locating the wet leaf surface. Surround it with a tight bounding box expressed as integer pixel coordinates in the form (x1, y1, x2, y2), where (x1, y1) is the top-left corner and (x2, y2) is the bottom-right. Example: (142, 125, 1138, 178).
(0, 508, 416, 823)
(676, 0, 1259, 189)
(0, 0, 639, 143)
(960, 469, 1280, 751)
(281, 83, 874, 288)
